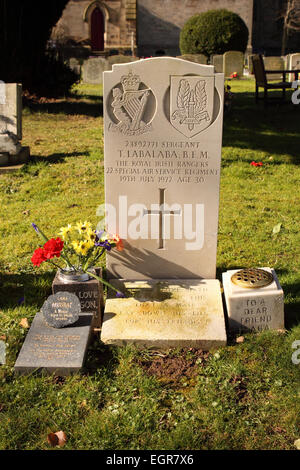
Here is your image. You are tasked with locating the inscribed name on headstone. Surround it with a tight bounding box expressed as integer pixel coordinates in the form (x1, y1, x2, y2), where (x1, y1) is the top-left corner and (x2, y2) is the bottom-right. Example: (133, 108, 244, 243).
(102, 279, 226, 348)
(104, 57, 224, 280)
(263, 56, 285, 81)
(82, 58, 107, 84)
(223, 51, 244, 77)
(14, 311, 93, 375)
(42, 292, 81, 328)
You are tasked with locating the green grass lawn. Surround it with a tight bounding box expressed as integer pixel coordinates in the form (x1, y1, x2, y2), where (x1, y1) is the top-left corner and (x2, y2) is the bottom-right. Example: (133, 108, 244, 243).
(0, 79, 299, 450)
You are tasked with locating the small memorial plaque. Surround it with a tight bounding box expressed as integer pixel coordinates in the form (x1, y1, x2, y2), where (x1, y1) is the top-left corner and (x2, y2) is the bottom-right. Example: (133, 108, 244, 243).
(42, 292, 81, 328)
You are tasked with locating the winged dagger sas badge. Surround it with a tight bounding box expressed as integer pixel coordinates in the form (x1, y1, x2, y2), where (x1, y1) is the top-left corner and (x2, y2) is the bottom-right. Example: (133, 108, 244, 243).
(170, 76, 214, 137)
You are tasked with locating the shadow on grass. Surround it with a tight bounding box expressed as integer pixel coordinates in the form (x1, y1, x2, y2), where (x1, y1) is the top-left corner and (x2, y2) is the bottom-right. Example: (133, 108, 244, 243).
(223, 90, 300, 163)
(24, 95, 103, 118)
(24, 151, 91, 167)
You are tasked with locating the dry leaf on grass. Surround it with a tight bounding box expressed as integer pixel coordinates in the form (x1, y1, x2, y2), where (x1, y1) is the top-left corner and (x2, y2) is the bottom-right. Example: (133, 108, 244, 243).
(294, 439, 300, 450)
(19, 318, 29, 329)
(236, 336, 245, 344)
(47, 431, 67, 447)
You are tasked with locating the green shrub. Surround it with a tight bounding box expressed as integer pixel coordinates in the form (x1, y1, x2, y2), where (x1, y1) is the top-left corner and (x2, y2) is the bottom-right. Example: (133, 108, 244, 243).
(180, 9, 249, 57)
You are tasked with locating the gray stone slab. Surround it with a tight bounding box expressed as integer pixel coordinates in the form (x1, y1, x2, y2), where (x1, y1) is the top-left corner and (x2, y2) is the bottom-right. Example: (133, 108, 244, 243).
(14, 311, 93, 375)
(52, 269, 104, 330)
(101, 279, 226, 349)
(82, 58, 107, 84)
(223, 51, 244, 78)
(212, 55, 223, 73)
(42, 292, 81, 328)
(0, 83, 22, 140)
(263, 56, 285, 81)
(0, 146, 30, 167)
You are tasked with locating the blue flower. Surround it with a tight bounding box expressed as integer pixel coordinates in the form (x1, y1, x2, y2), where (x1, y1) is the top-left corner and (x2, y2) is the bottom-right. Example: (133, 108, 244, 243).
(31, 223, 39, 233)
(116, 292, 125, 298)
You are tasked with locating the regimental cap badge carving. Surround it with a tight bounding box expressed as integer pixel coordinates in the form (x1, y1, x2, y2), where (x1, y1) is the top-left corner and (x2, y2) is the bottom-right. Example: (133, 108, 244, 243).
(170, 75, 214, 137)
(109, 70, 154, 136)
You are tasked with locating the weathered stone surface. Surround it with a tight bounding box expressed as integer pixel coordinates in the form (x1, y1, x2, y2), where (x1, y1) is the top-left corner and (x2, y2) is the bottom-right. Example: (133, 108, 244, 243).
(82, 58, 107, 84)
(101, 279, 226, 349)
(14, 311, 93, 375)
(0, 146, 30, 168)
(52, 269, 104, 329)
(222, 268, 284, 333)
(176, 54, 207, 65)
(288, 53, 300, 81)
(0, 83, 22, 139)
(104, 57, 224, 280)
(42, 292, 81, 328)
(212, 55, 223, 73)
(223, 51, 244, 77)
(108, 55, 139, 66)
(263, 56, 285, 81)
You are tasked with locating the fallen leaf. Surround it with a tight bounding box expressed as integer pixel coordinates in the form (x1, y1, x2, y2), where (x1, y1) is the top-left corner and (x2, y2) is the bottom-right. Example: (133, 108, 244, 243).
(236, 336, 245, 344)
(294, 439, 300, 450)
(19, 318, 29, 329)
(0, 335, 6, 341)
(272, 223, 282, 235)
(47, 433, 59, 447)
(22, 210, 30, 216)
(47, 431, 67, 448)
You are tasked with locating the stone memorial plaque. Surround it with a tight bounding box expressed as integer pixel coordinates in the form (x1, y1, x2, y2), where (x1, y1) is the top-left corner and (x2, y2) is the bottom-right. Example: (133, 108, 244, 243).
(222, 267, 284, 333)
(14, 311, 93, 375)
(52, 269, 104, 329)
(102, 280, 226, 349)
(104, 57, 224, 280)
(263, 56, 285, 81)
(223, 51, 244, 77)
(42, 292, 81, 328)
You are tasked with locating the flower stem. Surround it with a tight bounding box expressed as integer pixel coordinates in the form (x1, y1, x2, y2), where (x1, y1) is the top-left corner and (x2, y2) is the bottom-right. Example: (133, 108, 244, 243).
(84, 270, 125, 296)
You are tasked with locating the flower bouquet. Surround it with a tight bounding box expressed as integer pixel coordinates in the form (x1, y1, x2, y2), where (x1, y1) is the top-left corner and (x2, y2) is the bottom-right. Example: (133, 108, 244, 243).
(31, 221, 125, 297)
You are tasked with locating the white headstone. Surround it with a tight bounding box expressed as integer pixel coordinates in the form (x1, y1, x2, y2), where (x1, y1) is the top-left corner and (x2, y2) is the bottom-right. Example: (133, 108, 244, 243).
(288, 53, 300, 81)
(223, 51, 244, 78)
(103, 57, 224, 280)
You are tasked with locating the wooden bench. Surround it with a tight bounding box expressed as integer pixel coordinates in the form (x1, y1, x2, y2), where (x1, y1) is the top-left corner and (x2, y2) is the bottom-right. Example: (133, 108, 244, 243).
(252, 54, 299, 104)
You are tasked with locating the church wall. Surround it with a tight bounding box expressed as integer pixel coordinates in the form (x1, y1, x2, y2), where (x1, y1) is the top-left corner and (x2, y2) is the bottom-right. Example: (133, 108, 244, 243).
(138, 0, 254, 57)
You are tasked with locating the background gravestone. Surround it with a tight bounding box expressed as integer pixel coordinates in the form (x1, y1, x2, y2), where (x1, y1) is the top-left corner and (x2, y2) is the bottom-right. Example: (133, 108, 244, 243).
(107, 55, 139, 67)
(82, 58, 107, 85)
(212, 55, 223, 73)
(0, 83, 30, 167)
(104, 57, 224, 280)
(223, 51, 244, 78)
(288, 53, 300, 81)
(176, 54, 208, 65)
(263, 56, 285, 81)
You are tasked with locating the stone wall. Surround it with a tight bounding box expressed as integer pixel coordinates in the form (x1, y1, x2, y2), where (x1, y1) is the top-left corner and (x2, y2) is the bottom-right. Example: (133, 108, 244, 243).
(137, 0, 254, 57)
(51, 0, 136, 57)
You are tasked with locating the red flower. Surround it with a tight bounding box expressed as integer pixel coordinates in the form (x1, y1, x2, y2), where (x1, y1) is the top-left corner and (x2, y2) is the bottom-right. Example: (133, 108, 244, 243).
(43, 238, 64, 259)
(31, 247, 46, 267)
(31, 238, 64, 267)
(112, 235, 124, 252)
(250, 161, 263, 167)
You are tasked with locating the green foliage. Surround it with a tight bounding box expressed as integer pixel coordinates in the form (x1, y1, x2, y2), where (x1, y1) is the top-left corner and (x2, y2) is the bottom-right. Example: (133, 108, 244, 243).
(180, 9, 249, 56)
(0, 82, 299, 450)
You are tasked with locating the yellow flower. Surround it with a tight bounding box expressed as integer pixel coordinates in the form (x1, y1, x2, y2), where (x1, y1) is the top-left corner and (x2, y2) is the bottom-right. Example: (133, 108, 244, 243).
(75, 221, 93, 235)
(85, 229, 97, 243)
(72, 241, 82, 255)
(72, 240, 91, 256)
(59, 224, 72, 240)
